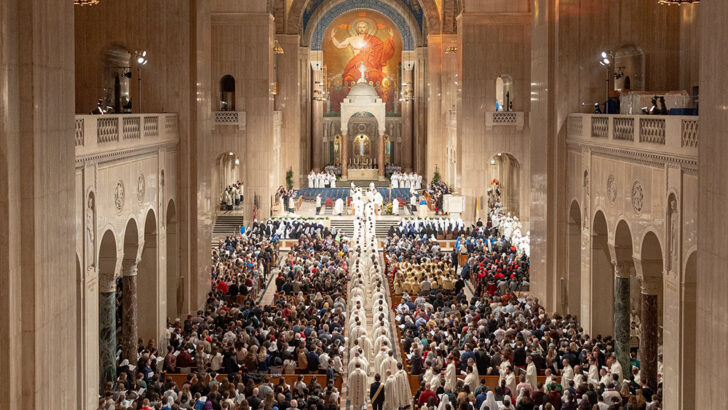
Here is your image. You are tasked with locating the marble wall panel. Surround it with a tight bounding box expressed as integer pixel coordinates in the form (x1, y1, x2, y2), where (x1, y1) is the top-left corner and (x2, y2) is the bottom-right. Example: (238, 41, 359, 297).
(696, 1, 728, 408)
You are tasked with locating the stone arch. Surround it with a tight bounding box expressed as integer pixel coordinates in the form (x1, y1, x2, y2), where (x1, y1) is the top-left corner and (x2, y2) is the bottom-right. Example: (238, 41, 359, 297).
(213, 152, 242, 211)
(290, 0, 439, 38)
(120, 218, 139, 363)
(166, 199, 181, 319)
(219, 75, 236, 111)
(613, 219, 636, 380)
(304, 0, 421, 50)
(137, 209, 159, 346)
(487, 152, 520, 217)
(566, 200, 581, 316)
(97, 230, 117, 388)
(591, 210, 613, 337)
(638, 230, 664, 392)
(441, 0, 459, 34)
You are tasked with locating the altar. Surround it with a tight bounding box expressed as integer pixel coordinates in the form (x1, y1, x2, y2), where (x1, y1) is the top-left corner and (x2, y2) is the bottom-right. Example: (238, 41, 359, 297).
(346, 168, 378, 181)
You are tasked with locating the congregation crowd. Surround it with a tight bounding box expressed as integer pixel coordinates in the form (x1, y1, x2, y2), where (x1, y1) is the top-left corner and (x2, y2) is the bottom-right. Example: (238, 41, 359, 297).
(100, 184, 662, 410)
(381, 203, 662, 410)
(99, 220, 351, 410)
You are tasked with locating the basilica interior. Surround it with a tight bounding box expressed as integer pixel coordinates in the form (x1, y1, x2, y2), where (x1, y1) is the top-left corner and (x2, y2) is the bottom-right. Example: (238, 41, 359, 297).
(0, 0, 725, 409)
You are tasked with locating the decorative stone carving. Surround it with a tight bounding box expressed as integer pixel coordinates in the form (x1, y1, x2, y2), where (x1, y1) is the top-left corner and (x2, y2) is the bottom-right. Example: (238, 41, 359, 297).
(607, 175, 617, 204)
(669, 196, 679, 272)
(631, 181, 644, 213)
(86, 193, 95, 268)
(137, 174, 145, 203)
(114, 180, 125, 212)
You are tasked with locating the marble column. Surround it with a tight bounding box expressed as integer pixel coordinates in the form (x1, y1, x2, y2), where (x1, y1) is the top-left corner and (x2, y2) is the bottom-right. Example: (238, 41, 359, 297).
(378, 133, 385, 178)
(121, 262, 138, 363)
(98, 291, 117, 388)
(341, 132, 348, 179)
(640, 278, 659, 391)
(401, 69, 414, 170)
(614, 264, 631, 380)
(312, 69, 324, 171)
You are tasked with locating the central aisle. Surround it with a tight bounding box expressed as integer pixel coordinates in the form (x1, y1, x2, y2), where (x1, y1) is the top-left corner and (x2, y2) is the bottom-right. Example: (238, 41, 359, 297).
(343, 211, 411, 409)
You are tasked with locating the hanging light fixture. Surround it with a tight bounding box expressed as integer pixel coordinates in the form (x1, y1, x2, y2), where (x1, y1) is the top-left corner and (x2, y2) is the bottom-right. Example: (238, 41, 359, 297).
(658, 0, 700, 5)
(74, 0, 101, 6)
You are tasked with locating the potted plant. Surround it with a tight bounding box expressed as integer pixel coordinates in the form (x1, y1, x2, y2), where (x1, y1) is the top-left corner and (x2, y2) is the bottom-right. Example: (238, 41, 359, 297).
(286, 169, 294, 190)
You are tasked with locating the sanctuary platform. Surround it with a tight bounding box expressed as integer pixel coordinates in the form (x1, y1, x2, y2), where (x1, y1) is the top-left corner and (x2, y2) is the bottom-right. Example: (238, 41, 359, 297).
(296, 187, 413, 202)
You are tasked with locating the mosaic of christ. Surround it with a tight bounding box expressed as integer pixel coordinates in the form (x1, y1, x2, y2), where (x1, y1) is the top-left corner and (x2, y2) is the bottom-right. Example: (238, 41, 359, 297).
(323, 10, 402, 114)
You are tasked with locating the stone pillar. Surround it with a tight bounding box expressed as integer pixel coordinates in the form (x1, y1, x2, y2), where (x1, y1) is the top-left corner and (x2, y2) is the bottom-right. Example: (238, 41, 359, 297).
(98, 290, 116, 388)
(341, 132, 348, 179)
(640, 277, 659, 391)
(378, 133, 385, 178)
(401, 69, 414, 170)
(121, 261, 138, 363)
(312, 68, 324, 171)
(614, 263, 631, 380)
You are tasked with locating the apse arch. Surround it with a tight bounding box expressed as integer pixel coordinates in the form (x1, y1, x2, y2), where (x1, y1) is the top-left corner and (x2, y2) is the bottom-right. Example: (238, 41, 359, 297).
(293, 0, 436, 41)
(305, 0, 420, 50)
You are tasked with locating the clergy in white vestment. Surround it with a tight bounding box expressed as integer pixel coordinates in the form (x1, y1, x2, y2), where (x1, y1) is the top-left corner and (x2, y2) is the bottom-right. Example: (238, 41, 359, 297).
(444, 359, 457, 392)
(561, 359, 574, 388)
(526, 356, 538, 391)
(383, 370, 398, 410)
(588, 359, 599, 387)
(429, 371, 442, 393)
(375, 347, 392, 375)
(573, 365, 585, 387)
(394, 363, 411, 408)
(379, 351, 398, 378)
(308, 171, 314, 188)
(358, 334, 373, 361)
(610, 355, 623, 384)
(464, 365, 479, 392)
(504, 366, 517, 396)
(350, 324, 366, 340)
(348, 352, 369, 374)
(348, 363, 368, 409)
(392, 198, 399, 215)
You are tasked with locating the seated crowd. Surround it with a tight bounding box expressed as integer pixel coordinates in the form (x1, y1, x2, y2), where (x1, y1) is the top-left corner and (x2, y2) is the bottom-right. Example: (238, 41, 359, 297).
(244, 218, 336, 241)
(384, 209, 661, 410)
(99, 226, 349, 410)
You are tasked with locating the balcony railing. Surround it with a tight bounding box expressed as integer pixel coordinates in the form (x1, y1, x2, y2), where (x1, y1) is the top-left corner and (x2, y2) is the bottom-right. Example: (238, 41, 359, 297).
(75, 113, 179, 157)
(485, 111, 525, 131)
(567, 114, 698, 157)
(213, 111, 246, 130)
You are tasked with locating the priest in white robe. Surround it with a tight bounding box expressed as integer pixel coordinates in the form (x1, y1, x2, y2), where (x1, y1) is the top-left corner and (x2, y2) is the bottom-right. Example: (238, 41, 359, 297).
(379, 351, 398, 378)
(383, 370, 398, 410)
(394, 363, 412, 408)
(349, 363, 368, 409)
(526, 356, 538, 391)
(444, 358, 457, 392)
(464, 365, 479, 392)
